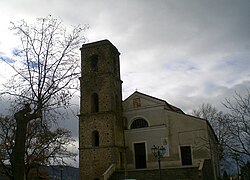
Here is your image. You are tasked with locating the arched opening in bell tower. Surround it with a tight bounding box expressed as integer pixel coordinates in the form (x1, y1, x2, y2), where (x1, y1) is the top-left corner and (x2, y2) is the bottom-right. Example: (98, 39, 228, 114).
(92, 130, 100, 147)
(91, 93, 99, 113)
(90, 54, 98, 71)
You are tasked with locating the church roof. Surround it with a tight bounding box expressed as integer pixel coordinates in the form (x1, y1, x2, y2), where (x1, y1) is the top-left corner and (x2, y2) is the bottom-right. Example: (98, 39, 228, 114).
(123, 91, 185, 114)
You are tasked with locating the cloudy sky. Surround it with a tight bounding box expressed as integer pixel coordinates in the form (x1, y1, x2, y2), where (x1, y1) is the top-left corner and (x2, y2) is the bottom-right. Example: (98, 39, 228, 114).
(0, 0, 250, 165)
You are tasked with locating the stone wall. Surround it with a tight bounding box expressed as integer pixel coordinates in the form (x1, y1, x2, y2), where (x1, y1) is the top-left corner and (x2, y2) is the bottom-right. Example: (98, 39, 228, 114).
(110, 160, 218, 180)
(79, 40, 125, 179)
(110, 167, 206, 180)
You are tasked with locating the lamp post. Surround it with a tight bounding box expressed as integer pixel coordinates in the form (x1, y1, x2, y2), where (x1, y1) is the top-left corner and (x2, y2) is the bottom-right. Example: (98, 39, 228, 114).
(60, 165, 63, 180)
(35, 162, 39, 179)
(232, 154, 240, 180)
(34, 161, 40, 179)
(151, 145, 165, 180)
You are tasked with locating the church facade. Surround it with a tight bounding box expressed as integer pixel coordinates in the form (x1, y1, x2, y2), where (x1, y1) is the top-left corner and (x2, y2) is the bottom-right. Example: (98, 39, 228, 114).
(79, 40, 220, 180)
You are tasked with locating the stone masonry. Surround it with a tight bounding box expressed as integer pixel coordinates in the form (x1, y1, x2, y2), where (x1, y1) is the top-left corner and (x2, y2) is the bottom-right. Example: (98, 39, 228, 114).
(79, 40, 125, 179)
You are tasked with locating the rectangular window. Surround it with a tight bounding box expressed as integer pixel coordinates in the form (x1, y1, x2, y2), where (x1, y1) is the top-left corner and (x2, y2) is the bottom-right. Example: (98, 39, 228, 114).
(180, 146, 192, 165)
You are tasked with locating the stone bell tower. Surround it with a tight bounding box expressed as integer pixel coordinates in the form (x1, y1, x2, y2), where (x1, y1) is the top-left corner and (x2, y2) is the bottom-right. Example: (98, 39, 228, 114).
(79, 40, 125, 179)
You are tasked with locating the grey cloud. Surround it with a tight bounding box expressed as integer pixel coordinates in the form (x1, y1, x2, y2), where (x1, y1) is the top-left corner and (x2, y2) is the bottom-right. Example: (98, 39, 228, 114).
(1, 0, 250, 143)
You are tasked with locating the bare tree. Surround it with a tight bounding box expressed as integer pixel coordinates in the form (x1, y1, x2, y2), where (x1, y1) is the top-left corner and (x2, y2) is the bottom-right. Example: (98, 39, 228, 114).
(0, 115, 14, 179)
(0, 16, 88, 179)
(193, 94, 250, 173)
(192, 103, 232, 173)
(0, 115, 77, 179)
(192, 103, 230, 156)
(223, 91, 250, 158)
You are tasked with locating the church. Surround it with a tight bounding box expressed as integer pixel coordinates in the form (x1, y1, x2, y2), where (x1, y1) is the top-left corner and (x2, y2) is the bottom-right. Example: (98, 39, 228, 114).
(78, 40, 220, 180)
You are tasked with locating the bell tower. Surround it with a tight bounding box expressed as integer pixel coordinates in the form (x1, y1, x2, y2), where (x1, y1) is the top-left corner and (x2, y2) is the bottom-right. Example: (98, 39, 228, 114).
(79, 40, 124, 179)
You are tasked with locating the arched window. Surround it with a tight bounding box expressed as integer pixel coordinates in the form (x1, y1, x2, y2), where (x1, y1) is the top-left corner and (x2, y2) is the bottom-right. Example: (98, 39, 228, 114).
(90, 54, 98, 71)
(130, 118, 149, 129)
(113, 57, 117, 75)
(92, 130, 99, 147)
(91, 93, 99, 113)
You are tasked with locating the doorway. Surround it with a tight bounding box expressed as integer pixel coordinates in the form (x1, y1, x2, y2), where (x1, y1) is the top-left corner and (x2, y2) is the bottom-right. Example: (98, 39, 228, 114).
(134, 142, 147, 169)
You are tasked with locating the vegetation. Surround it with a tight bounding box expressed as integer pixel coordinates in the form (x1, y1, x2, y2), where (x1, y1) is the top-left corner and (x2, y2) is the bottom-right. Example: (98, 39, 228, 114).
(0, 115, 76, 179)
(192, 90, 250, 177)
(0, 16, 88, 179)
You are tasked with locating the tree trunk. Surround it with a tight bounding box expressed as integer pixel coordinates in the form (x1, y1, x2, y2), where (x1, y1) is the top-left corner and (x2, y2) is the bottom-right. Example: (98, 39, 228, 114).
(12, 117, 29, 180)
(12, 104, 32, 180)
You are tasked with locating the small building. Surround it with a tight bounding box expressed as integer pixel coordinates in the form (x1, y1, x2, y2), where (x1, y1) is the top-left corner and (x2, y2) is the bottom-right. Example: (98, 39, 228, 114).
(78, 40, 220, 180)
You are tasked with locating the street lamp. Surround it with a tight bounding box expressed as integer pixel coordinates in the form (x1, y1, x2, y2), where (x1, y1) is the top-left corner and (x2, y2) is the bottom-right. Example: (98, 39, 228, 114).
(60, 165, 63, 180)
(232, 154, 240, 180)
(151, 145, 165, 180)
(34, 161, 40, 179)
